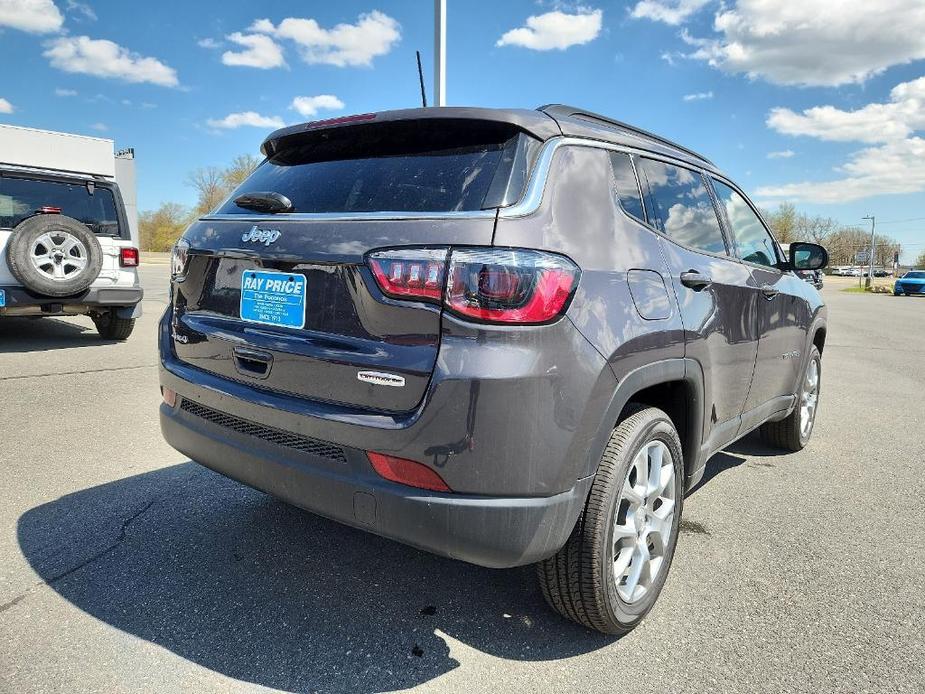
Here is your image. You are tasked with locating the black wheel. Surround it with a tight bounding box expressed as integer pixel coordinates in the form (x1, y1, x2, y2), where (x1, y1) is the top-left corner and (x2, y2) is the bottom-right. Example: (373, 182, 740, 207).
(92, 311, 136, 340)
(6, 215, 102, 297)
(760, 345, 821, 451)
(537, 406, 684, 634)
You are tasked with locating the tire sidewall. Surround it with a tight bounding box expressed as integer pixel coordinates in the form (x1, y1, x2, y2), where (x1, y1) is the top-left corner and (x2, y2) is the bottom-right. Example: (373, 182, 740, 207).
(798, 347, 822, 446)
(6, 215, 103, 297)
(600, 414, 684, 628)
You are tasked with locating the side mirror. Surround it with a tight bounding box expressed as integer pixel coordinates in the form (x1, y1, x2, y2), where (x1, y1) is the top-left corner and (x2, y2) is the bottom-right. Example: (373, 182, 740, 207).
(789, 242, 828, 271)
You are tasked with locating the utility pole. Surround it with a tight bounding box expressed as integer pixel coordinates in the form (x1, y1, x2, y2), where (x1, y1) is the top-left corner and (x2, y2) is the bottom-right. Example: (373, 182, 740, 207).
(434, 0, 446, 106)
(862, 215, 875, 289)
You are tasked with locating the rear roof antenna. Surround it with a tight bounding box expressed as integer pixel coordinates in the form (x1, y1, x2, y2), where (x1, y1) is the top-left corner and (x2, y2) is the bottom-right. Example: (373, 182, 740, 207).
(416, 50, 428, 108)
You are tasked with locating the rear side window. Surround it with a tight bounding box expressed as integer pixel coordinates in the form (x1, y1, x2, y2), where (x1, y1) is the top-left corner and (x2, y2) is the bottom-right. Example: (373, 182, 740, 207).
(0, 177, 121, 235)
(712, 179, 780, 268)
(219, 122, 534, 215)
(637, 159, 726, 255)
(609, 152, 645, 221)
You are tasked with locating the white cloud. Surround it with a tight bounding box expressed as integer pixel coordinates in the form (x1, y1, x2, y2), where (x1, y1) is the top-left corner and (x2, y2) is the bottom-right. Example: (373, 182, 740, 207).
(756, 137, 925, 203)
(290, 94, 344, 117)
(682, 90, 713, 101)
(681, 0, 925, 86)
(767, 77, 925, 144)
(496, 9, 602, 51)
(90, 121, 107, 131)
(44, 36, 179, 87)
(221, 32, 285, 69)
(767, 150, 795, 159)
(0, 0, 63, 33)
(197, 37, 221, 49)
(630, 0, 710, 26)
(253, 11, 400, 67)
(758, 76, 925, 203)
(0, 97, 14, 114)
(54, 87, 77, 96)
(206, 111, 284, 130)
(65, 0, 95, 21)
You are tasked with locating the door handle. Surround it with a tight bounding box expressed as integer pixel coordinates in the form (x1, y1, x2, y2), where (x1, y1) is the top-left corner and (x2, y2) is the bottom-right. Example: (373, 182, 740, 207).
(232, 346, 273, 379)
(760, 284, 780, 300)
(680, 270, 713, 291)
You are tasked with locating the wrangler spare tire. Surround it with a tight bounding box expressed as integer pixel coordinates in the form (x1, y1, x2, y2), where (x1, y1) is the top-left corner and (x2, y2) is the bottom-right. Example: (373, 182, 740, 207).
(6, 214, 103, 297)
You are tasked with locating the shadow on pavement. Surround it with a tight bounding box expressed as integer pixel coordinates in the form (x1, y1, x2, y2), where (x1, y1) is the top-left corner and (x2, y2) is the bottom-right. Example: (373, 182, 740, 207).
(0, 316, 110, 352)
(17, 463, 614, 693)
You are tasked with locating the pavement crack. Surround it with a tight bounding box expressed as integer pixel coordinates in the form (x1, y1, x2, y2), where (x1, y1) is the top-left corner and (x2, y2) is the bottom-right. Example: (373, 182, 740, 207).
(0, 500, 155, 615)
(0, 364, 157, 382)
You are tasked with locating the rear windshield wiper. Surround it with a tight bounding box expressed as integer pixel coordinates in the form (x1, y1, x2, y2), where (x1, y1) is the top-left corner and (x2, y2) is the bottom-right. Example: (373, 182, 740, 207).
(233, 191, 293, 213)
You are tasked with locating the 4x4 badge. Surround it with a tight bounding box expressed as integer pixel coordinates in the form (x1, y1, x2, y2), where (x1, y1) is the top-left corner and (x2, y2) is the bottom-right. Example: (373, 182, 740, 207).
(242, 226, 281, 246)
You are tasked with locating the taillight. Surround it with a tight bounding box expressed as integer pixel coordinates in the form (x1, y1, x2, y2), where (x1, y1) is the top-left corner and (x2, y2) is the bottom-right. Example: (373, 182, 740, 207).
(367, 247, 579, 324)
(367, 452, 452, 492)
(445, 248, 579, 324)
(119, 247, 140, 267)
(368, 248, 448, 302)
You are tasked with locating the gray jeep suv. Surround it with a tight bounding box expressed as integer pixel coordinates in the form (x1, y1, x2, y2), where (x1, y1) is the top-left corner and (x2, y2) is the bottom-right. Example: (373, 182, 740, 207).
(159, 105, 828, 633)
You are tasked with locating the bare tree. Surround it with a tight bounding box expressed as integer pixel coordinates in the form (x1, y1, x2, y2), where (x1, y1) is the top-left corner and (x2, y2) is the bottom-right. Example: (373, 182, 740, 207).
(222, 154, 261, 190)
(186, 166, 226, 215)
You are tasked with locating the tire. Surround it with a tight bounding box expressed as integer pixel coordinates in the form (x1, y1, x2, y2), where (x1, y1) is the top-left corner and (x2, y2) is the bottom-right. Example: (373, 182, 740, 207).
(92, 311, 136, 340)
(760, 345, 821, 451)
(6, 215, 102, 297)
(537, 406, 684, 634)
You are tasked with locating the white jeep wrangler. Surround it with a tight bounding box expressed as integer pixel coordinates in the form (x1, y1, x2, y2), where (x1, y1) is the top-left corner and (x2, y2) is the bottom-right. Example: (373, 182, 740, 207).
(0, 126, 142, 340)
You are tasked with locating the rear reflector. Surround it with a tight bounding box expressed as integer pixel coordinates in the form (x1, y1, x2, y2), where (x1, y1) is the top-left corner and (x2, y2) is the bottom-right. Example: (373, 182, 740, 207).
(120, 247, 140, 267)
(36, 206, 62, 214)
(367, 452, 452, 492)
(161, 387, 177, 407)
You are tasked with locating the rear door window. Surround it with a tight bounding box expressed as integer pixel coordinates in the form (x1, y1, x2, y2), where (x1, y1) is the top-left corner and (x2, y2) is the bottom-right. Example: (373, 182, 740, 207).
(609, 152, 645, 221)
(219, 124, 532, 215)
(712, 179, 780, 268)
(637, 158, 727, 255)
(0, 176, 122, 235)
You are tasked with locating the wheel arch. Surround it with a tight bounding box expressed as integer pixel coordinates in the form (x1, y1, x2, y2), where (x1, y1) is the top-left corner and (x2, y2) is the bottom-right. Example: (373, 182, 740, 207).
(580, 358, 705, 486)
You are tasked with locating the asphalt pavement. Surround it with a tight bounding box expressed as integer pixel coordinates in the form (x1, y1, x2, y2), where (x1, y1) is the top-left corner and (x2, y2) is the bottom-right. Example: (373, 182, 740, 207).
(1, 267, 923, 693)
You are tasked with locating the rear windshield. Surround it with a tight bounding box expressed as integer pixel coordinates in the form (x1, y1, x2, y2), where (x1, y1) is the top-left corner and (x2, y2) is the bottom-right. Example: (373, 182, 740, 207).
(218, 122, 527, 215)
(0, 176, 122, 235)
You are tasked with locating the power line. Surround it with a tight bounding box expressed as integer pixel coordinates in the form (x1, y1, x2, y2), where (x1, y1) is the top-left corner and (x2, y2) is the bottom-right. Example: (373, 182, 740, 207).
(875, 216, 925, 225)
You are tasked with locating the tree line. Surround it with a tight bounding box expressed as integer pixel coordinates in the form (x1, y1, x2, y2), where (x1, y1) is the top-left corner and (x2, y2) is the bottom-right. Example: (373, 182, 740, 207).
(141, 159, 918, 266)
(763, 202, 908, 268)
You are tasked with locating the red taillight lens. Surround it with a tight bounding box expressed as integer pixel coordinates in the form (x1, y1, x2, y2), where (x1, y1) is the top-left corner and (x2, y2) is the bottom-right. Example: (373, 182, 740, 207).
(367, 452, 452, 492)
(445, 248, 579, 324)
(36, 206, 62, 214)
(120, 247, 140, 267)
(368, 248, 448, 302)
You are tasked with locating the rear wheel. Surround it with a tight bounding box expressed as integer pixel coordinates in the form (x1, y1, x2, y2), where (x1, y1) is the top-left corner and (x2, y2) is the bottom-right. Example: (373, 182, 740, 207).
(537, 406, 684, 634)
(760, 346, 821, 451)
(92, 311, 136, 340)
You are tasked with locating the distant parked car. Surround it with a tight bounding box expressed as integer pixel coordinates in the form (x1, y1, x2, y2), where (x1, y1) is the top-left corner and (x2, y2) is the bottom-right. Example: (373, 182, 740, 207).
(796, 269, 823, 289)
(894, 270, 925, 296)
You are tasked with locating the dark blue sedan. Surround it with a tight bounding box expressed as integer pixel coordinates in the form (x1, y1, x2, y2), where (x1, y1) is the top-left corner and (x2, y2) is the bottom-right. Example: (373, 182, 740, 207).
(894, 271, 925, 296)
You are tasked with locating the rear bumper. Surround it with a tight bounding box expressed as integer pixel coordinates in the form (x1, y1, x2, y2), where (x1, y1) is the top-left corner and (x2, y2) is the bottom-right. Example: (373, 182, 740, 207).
(0, 284, 143, 310)
(160, 398, 592, 568)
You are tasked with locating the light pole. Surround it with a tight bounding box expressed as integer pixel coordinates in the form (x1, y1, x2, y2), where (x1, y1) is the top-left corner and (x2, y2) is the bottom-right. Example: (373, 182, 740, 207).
(434, 0, 446, 106)
(862, 215, 875, 289)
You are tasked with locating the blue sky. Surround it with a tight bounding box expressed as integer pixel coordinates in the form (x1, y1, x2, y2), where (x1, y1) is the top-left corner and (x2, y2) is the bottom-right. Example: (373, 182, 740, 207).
(1, 0, 923, 259)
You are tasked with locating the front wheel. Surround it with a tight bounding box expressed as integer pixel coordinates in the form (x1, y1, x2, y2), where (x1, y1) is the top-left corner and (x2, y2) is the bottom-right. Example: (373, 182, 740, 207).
(537, 406, 684, 634)
(760, 346, 821, 451)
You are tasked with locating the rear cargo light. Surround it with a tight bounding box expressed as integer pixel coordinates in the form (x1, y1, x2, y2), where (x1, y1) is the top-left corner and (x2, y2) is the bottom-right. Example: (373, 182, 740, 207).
(119, 247, 140, 267)
(367, 452, 452, 492)
(445, 248, 579, 324)
(368, 248, 448, 302)
(368, 247, 579, 323)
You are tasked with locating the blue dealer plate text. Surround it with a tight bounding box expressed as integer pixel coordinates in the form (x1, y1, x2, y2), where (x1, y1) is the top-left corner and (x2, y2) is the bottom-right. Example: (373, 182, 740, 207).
(240, 270, 306, 329)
